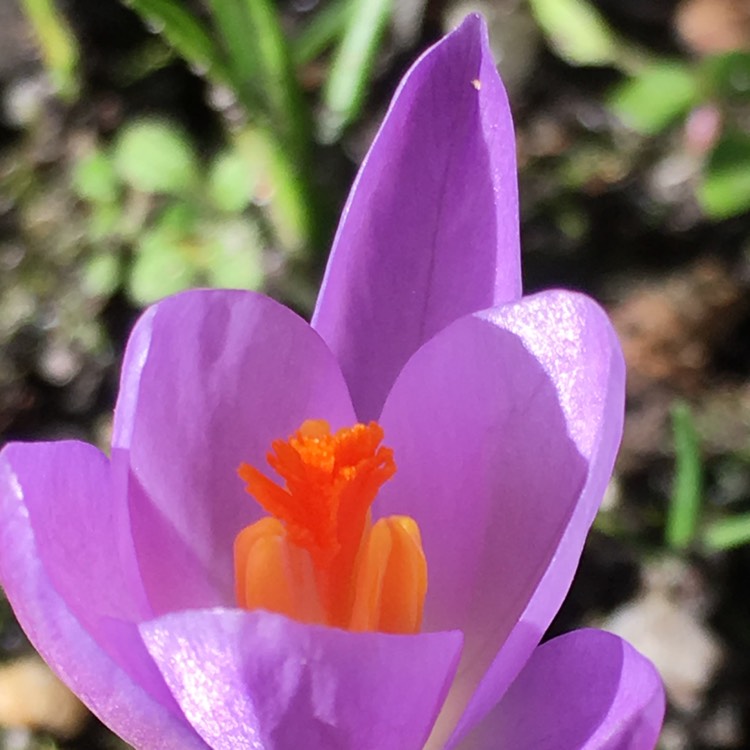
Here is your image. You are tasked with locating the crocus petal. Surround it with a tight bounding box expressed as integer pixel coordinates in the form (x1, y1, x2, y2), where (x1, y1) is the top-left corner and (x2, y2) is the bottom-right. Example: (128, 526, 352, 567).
(312, 14, 520, 421)
(446, 296, 626, 746)
(112, 290, 356, 614)
(459, 629, 665, 750)
(376, 290, 625, 746)
(141, 608, 463, 750)
(0, 442, 207, 750)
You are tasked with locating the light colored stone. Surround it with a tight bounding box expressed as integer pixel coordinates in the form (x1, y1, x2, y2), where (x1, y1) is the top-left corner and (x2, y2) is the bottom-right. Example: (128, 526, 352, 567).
(0, 655, 89, 738)
(602, 559, 723, 712)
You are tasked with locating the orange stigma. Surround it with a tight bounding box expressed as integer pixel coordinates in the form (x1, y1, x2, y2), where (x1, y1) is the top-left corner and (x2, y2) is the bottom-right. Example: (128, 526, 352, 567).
(235, 419, 427, 633)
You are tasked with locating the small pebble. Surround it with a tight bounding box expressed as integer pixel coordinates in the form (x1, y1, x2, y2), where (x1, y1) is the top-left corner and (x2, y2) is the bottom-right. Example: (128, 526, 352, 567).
(603, 559, 723, 712)
(0, 656, 89, 738)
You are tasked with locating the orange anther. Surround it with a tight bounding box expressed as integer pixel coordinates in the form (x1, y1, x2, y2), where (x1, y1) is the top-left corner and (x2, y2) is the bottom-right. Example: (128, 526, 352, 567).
(349, 516, 428, 634)
(234, 420, 427, 633)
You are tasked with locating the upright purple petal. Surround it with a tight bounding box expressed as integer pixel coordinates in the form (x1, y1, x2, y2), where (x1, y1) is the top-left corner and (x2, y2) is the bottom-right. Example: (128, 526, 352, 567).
(445, 293, 626, 747)
(460, 630, 665, 750)
(141, 609, 463, 750)
(374, 290, 624, 746)
(312, 14, 520, 421)
(112, 290, 356, 614)
(0, 442, 207, 750)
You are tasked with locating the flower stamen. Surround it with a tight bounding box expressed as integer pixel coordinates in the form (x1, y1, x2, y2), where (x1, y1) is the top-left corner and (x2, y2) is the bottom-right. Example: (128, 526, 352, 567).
(235, 419, 427, 633)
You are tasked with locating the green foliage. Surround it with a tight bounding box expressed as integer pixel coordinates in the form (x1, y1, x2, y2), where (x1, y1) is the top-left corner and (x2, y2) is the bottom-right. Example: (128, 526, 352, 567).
(125, 0, 234, 86)
(663, 405, 750, 554)
(72, 149, 120, 204)
(666, 401, 704, 550)
(527, 0, 626, 68)
(234, 127, 312, 256)
(121, 0, 322, 252)
(600, 42, 750, 220)
(119, 0, 437, 247)
(609, 63, 700, 136)
(237, 0, 309, 161)
(113, 120, 199, 195)
(203, 219, 264, 290)
(127, 206, 264, 304)
(700, 51, 750, 103)
(697, 130, 750, 219)
(526, 0, 750, 222)
(609, 50, 750, 139)
(703, 513, 750, 551)
(128, 204, 202, 304)
(83, 250, 123, 298)
(20, 0, 80, 101)
(207, 151, 257, 214)
(321, 0, 393, 140)
(72, 118, 269, 306)
(292, 0, 351, 66)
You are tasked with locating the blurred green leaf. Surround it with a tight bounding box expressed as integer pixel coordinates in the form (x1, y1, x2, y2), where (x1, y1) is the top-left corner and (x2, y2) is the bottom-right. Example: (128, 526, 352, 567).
(84, 251, 123, 298)
(236, 127, 313, 254)
(666, 401, 703, 550)
(152, 201, 197, 233)
(239, 0, 309, 159)
(20, 0, 79, 101)
(72, 149, 120, 204)
(113, 120, 199, 195)
(700, 51, 750, 102)
(115, 37, 175, 86)
(703, 512, 750, 551)
(208, 0, 263, 107)
(207, 0, 308, 159)
(528, 0, 622, 67)
(208, 150, 257, 213)
(697, 130, 750, 219)
(127, 204, 199, 304)
(559, 143, 628, 189)
(87, 203, 124, 241)
(204, 219, 264, 289)
(292, 0, 350, 66)
(206, 1, 315, 238)
(321, 0, 392, 140)
(126, 0, 233, 86)
(128, 237, 194, 304)
(610, 63, 700, 135)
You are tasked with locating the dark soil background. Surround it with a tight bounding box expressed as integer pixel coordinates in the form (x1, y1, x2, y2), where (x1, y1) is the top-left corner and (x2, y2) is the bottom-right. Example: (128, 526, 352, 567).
(0, 0, 749, 748)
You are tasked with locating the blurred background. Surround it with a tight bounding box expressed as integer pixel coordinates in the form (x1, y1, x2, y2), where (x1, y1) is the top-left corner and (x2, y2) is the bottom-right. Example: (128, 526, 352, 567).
(0, 0, 748, 747)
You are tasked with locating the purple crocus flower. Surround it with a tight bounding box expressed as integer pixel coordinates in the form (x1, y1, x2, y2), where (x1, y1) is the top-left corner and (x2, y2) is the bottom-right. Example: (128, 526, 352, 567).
(0, 15, 664, 750)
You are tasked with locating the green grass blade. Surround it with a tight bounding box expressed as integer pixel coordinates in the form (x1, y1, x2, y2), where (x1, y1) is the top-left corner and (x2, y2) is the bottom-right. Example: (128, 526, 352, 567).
(609, 62, 700, 136)
(703, 513, 750, 551)
(528, 0, 650, 72)
(292, 0, 351, 67)
(666, 401, 703, 550)
(528, 0, 620, 67)
(207, 0, 264, 107)
(126, 0, 234, 87)
(321, 0, 392, 141)
(20, 0, 80, 101)
(697, 130, 750, 220)
(238, 0, 310, 160)
(235, 126, 314, 255)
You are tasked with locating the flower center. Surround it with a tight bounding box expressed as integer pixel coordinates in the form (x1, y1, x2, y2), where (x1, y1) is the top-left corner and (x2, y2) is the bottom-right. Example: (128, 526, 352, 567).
(234, 419, 427, 633)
